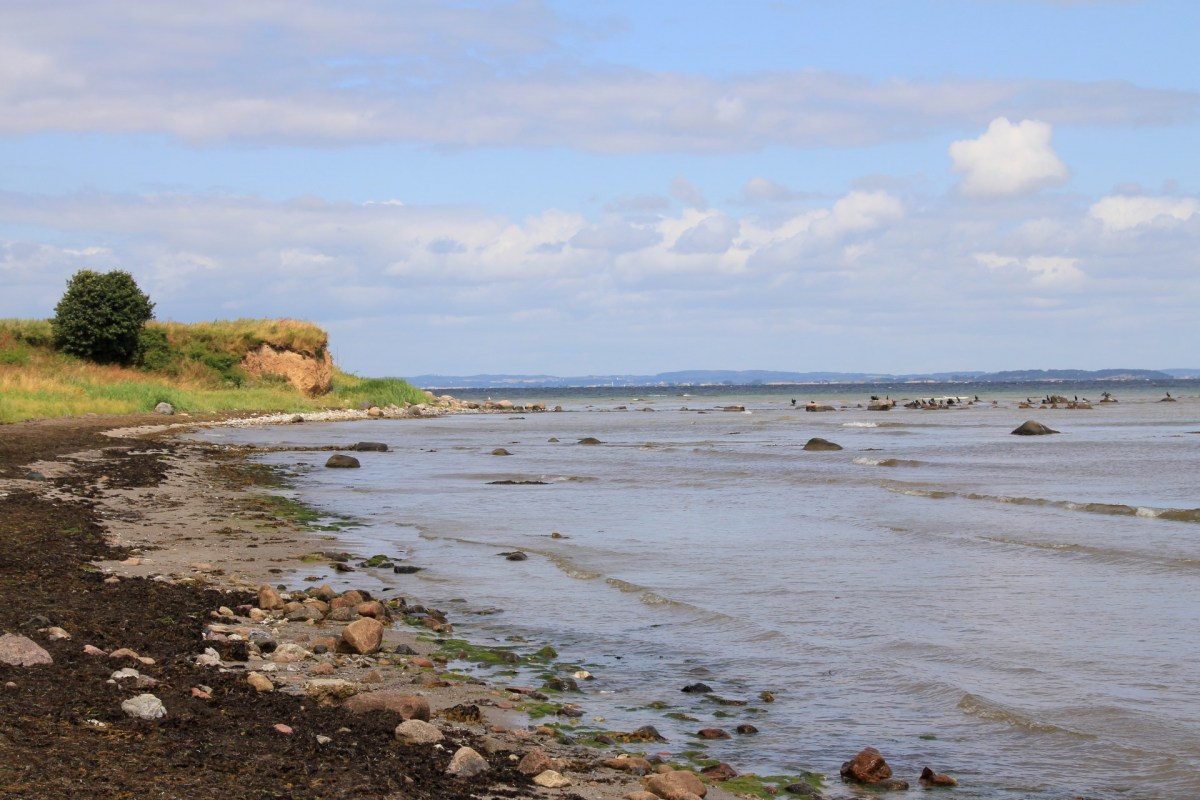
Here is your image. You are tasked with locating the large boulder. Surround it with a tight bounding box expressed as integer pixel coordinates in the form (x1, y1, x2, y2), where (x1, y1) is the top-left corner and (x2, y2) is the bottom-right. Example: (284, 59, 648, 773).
(1011, 420, 1059, 436)
(340, 617, 384, 654)
(643, 769, 707, 799)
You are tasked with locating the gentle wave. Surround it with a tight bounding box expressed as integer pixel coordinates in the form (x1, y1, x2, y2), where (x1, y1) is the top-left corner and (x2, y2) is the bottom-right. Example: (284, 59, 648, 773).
(852, 456, 924, 467)
(891, 486, 1200, 523)
(958, 693, 1094, 738)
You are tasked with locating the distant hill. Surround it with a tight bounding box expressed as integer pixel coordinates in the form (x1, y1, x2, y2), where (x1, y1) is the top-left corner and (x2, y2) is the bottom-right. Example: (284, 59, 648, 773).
(412, 367, 1185, 390)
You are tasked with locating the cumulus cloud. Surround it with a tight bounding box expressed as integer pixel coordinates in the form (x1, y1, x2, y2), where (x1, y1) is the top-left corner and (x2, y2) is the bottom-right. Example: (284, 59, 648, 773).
(4, 184, 1198, 373)
(1088, 195, 1200, 231)
(950, 118, 1069, 197)
(569, 222, 661, 254)
(672, 214, 739, 254)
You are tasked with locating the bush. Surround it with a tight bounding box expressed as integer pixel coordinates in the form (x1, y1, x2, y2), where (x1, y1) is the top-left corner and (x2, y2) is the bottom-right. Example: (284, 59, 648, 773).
(52, 270, 155, 365)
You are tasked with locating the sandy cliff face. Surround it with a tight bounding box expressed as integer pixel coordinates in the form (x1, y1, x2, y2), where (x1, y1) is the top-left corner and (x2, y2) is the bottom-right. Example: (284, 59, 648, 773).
(240, 343, 333, 396)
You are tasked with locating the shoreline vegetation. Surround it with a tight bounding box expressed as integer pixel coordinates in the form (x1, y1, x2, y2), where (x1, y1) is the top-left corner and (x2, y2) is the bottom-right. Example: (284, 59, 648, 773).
(0, 411, 828, 800)
(0, 318, 431, 423)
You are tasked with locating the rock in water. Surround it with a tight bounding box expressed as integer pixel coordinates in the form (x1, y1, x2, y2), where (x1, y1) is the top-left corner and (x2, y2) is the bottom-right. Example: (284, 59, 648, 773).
(446, 746, 489, 778)
(840, 747, 892, 784)
(803, 437, 843, 451)
(920, 766, 959, 786)
(121, 693, 167, 720)
(351, 441, 388, 451)
(325, 454, 361, 468)
(1011, 420, 1059, 436)
(0, 634, 53, 667)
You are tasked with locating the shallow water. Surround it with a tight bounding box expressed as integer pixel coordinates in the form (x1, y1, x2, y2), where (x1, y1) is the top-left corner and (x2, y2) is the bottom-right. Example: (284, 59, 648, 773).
(199, 383, 1200, 798)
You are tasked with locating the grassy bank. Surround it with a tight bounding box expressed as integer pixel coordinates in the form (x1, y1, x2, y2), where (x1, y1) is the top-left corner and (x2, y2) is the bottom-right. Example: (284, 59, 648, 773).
(0, 318, 430, 423)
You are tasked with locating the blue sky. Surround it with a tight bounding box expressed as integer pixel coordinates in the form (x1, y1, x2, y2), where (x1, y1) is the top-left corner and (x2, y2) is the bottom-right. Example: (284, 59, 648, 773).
(2, 1, 1197, 377)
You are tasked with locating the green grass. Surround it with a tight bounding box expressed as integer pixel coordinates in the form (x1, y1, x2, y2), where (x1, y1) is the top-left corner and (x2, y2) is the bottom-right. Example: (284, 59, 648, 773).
(0, 317, 431, 423)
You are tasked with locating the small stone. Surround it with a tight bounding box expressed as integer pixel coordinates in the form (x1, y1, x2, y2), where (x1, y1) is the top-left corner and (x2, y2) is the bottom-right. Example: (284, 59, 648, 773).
(316, 734, 332, 745)
(121, 693, 167, 720)
(735, 723, 759, 735)
(341, 617, 384, 654)
(305, 678, 359, 705)
(0, 634, 53, 667)
(642, 769, 707, 799)
(534, 770, 572, 788)
(446, 746, 489, 778)
(247, 672, 274, 692)
(310, 662, 335, 676)
(82, 644, 108, 657)
(604, 756, 653, 775)
(394, 719, 444, 745)
(191, 687, 212, 700)
(517, 748, 558, 775)
(698, 727, 731, 739)
(271, 643, 312, 663)
(43, 627, 71, 641)
(109, 648, 140, 660)
(274, 723, 294, 735)
(153, 402, 175, 415)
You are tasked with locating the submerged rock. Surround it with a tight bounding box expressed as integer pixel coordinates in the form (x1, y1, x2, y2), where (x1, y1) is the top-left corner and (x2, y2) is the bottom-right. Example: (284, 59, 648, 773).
(920, 766, 959, 787)
(351, 441, 388, 452)
(1011, 420, 1059, 436)
(803, 437, 843, 451)
(325, 454, 361, 468)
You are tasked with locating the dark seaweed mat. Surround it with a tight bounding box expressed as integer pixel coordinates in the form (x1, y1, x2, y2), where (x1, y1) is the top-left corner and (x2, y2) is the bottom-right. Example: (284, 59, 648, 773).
(0, 417, 555, 800)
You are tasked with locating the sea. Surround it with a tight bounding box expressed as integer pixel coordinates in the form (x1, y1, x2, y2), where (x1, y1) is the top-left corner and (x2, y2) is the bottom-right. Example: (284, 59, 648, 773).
(194, 381, 1200, 799)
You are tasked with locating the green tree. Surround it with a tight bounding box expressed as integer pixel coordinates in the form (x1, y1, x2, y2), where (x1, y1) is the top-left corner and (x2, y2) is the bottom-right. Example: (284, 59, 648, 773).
(52, 270, 155, 365)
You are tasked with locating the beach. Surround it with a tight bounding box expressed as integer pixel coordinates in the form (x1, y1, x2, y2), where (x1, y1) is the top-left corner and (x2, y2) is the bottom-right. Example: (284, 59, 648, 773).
(4, 387, 1198, 800)
(0, 412, 759, 800)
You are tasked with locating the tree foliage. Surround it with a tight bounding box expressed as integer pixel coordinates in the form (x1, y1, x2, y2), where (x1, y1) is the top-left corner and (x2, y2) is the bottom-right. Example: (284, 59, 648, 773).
(52, 270, 155, 365)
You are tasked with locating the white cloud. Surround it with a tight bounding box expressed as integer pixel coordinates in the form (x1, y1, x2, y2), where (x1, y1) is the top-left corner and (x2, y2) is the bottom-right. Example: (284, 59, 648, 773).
(1088, 195, 1200, 231)
(672, 214, 739, 254)
(0, 4, 1192, 151)
(975, 251, 1085, 288)
(950, 118, 1069, 197)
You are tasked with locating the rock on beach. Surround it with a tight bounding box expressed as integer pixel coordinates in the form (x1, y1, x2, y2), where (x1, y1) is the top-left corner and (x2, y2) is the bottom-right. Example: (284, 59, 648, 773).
(0, 634, 53, 667)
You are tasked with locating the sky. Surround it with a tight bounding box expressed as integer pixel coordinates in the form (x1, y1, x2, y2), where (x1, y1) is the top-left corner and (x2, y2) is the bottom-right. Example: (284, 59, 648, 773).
(2, 0, 1198, 378)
